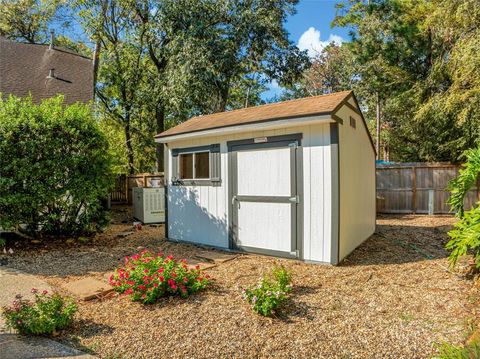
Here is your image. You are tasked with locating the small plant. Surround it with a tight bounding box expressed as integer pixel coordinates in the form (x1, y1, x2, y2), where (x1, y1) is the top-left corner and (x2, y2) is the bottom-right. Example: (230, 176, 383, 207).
(435, 342, 480, 359)
(0, 237, 5, 249)
(242, 263, 293, 317)
(2, 289, 77, 335)
(109, 250, 210, 304)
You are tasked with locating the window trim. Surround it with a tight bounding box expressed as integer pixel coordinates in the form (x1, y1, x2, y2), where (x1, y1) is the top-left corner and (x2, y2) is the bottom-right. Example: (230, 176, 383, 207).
(171, 144, 221, 186)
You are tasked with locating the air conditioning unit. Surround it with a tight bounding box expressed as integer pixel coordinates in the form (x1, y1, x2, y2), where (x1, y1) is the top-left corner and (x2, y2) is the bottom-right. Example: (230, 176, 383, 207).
(132, 187, 165, 224)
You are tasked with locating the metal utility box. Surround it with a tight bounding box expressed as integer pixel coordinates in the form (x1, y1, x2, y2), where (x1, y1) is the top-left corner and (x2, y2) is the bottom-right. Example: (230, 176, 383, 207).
(132, 187, 165, 224)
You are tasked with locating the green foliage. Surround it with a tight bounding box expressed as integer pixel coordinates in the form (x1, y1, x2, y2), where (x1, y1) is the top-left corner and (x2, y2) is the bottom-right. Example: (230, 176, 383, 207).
(447, 206, 480, 268)
(0, 0, 60, 43)
(448, 147, 480, 216)
(110, 250, 210, 304)
(446, 146, 480, 268)
(2, 289, 77, 335)
(242, 264, 293, 317)
(435, 342, 480, 359)
(0, 95, 113, 236)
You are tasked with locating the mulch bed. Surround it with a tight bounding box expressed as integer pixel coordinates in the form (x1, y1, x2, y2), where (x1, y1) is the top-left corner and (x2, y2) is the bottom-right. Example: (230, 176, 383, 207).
(1, 208, 478, 358)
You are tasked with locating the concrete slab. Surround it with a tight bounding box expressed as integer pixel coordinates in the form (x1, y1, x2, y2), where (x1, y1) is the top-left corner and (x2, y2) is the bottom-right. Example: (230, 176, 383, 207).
(194, 251, 239, 264)
(0, 334, 96, 359)
(62, 278, 114, 301)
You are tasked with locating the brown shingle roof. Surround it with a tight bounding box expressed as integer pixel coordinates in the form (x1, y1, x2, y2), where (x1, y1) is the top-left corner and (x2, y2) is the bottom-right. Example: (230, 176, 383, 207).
(0, 37, 93, 104)
(157, 90, 352, 138)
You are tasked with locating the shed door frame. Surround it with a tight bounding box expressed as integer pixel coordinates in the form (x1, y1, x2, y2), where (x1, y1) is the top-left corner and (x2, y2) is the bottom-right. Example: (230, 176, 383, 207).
(227, 133, 303, 259)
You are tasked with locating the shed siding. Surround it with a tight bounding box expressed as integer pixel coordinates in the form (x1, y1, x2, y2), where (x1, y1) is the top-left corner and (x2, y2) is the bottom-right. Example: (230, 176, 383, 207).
(337, 105, 376, 261)
(166, 124, 334, 263)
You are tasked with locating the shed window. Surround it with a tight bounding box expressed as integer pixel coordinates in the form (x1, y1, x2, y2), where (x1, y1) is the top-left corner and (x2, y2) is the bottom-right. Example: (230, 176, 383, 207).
(179, 152, 209, 179)
(172, 144, 221, 185)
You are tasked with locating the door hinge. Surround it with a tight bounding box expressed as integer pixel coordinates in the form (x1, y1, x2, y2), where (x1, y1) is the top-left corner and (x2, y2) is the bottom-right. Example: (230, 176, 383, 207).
(289, 195, 300, 204)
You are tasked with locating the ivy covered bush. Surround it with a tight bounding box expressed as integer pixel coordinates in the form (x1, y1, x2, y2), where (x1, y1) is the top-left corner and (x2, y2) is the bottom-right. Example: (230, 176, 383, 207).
(2, 289, 77, 335)
(0, 95, 113, 236)
(447, 146, 480, 268)
(242, 264, 293, 317)
(109, 250, 210, 304)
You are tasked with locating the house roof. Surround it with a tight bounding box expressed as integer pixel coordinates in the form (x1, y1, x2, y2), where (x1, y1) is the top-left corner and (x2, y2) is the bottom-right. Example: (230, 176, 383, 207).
(156, 90, 353, 139)
(0, 37, 93, 104)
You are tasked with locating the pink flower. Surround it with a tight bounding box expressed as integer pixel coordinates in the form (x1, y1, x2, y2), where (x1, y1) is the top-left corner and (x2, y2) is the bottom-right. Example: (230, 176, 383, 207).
(42, 290, 48, 295)
(153, 283, 159, 288)
(125, 288, 133, 295)
(159, 276, 164, 282)
(143, 269, 149, 274)
(157, 268, 164, 273)
(31, 288, 38, 294)
(138, 285, 146, 291)
(126, 280, 135, 285)
(170, 284, 177, 291)
(168, 279, 175, 286)
(195, 265, 200, 270)
(166, 255, 174, 260)
(182, 277, 188, 283)
(171, 272, 177, 277)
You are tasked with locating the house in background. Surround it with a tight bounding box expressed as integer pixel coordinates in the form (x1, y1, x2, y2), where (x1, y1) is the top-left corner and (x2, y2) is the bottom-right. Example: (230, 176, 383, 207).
(0, 35, 93, 104)
(156, 90, 376, 265)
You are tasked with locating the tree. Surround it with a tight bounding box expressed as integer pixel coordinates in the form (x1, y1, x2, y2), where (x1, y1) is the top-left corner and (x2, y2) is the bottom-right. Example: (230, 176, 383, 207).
(332, 0, 480, 163)
(283, 43, 355, 99)
(132, 0, 308, 171)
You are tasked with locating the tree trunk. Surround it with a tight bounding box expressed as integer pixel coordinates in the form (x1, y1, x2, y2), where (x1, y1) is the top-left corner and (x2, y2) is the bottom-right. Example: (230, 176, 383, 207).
(155, 105, 165, 172)
(124, 117, 135, 175)
(92, 39, 101, 100)
(375, 92, 381, 160)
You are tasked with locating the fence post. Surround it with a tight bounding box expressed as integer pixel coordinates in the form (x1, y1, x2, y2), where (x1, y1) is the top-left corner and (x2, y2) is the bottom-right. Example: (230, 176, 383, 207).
(428, 189, 434, 215)
(412, 166, 417, 214)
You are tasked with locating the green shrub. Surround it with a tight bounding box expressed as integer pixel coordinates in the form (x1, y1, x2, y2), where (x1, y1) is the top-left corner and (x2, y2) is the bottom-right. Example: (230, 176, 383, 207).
(109, 250, 210, 304)
(446, 146, 480, 268)
(435, 342, 480, 359)
(242, 264, 293, 317)
(2, 289, 77, 335)
(0, 95, 113, 236)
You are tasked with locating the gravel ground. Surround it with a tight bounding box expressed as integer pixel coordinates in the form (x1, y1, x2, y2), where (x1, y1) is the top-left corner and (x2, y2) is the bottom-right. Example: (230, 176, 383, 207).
(0, 209, 477, 358)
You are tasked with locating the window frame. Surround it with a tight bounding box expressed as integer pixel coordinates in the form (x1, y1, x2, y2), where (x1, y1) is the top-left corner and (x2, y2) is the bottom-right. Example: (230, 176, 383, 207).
(171, 144, 221, 186)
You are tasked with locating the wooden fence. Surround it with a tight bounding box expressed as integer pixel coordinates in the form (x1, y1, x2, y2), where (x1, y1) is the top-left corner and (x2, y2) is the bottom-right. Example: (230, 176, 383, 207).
(111, 173, 164, 205)
(376, 163, 479, 214)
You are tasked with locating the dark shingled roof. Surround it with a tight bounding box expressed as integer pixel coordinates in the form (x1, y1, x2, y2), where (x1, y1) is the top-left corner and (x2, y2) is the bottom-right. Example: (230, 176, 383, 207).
(156, 90, 352, 138)
(0, 37, 93, 104)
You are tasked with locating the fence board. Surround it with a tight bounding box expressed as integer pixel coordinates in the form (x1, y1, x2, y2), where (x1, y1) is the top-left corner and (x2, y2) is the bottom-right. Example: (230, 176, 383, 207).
(376, 164, 478, 214)
(111, 173, 164, 204)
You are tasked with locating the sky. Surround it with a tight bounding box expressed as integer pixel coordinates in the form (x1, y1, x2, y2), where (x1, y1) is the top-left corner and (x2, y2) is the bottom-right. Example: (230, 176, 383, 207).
(262, 0, 351, 99)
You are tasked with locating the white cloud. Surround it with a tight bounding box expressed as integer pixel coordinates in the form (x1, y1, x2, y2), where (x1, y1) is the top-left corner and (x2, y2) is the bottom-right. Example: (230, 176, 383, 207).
(297, 27, 344, 58)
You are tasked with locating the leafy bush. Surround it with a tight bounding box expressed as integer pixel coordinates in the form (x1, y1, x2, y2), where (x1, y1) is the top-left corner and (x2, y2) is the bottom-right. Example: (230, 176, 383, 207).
(2, 289, 77, 335)
(435, 342, 480, 359)
(446, 146, 480, 268)
(109, 250, 210, 304)
(242, 264, 293, 317)
(447, 206, 480, 268)
(0, 95, 113, 236)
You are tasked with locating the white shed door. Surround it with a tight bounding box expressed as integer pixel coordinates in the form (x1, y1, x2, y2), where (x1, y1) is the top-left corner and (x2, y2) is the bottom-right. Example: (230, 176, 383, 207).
(230, 139, 299, 258)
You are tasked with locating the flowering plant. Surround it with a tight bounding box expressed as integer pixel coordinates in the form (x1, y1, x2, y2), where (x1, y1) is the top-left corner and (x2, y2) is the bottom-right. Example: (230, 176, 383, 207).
(109, 250, 210, 304)
(242, 264, 293, 317)
(2, 289, 77, 335)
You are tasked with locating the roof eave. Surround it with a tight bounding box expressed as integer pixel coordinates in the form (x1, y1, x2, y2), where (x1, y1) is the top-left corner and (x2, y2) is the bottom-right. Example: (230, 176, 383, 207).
(155, 113, 335, 143)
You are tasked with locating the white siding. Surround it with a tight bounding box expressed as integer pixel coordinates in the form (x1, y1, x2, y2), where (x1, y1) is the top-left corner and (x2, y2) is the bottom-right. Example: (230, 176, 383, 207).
(166, 124, 334, 262)
(337, 105, 376, 261)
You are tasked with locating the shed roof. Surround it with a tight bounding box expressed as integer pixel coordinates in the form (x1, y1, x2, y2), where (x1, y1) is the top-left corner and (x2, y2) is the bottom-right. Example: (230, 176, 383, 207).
(0, 37, 93, 104)
(156, 90, 352, 139)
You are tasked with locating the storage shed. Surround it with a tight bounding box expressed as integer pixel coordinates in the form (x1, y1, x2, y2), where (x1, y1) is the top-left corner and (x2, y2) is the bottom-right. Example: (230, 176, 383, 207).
(155, 90, 376, 264)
